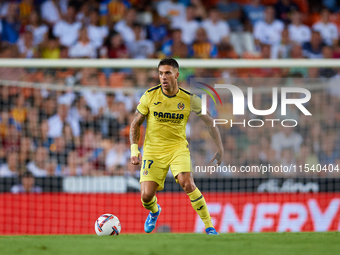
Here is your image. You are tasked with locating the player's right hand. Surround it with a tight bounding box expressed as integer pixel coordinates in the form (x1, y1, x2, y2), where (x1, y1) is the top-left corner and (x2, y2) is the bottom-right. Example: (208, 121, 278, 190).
(131, 153, 142, 165)
(131, 144, 142, 165)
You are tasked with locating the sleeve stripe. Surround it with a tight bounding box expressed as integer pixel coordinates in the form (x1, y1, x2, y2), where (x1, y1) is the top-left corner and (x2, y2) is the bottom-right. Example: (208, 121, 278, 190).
(179, 87, 192, 95)
(147, 85, 162, 92)
(137, 109, 147, 116)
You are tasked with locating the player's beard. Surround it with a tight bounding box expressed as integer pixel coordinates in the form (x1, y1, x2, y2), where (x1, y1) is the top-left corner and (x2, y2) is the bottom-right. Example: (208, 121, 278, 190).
(162, 82, 170, 90)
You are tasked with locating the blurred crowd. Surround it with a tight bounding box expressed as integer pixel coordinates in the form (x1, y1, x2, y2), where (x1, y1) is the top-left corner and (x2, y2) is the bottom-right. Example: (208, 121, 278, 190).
(0, 83, 144, 177)
(1, 74, 340, 179)
(1, 0, 340, 60)
(0, 0, 340, 84)
(0, 0, 340, 180)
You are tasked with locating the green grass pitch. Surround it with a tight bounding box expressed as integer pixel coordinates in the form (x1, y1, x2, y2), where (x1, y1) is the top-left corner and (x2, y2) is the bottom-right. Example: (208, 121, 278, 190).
(0, 232, 339, 255)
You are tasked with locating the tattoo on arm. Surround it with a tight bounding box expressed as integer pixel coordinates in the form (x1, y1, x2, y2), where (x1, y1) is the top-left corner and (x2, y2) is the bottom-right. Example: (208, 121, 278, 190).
(130, 111, 146, 145)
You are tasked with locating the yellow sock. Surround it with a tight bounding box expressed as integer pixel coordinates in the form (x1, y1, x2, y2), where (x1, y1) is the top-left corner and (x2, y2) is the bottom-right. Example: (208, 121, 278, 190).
(141, 196, 159, 213)
(188, 188, 213, 229)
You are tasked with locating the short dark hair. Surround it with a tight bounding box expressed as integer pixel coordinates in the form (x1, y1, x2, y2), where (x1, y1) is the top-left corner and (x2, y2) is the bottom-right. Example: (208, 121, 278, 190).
(133, 22, 142, 29)
(171, 29, 181, 34)
(22, 170, 34, 178)
(210, 7, 219, 13)
(321, 8, 330, 13)
(158, 58, 179, 69)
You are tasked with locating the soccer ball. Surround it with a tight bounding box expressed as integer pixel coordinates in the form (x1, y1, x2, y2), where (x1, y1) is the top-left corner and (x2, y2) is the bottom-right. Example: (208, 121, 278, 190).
(95, 214, 121, 236)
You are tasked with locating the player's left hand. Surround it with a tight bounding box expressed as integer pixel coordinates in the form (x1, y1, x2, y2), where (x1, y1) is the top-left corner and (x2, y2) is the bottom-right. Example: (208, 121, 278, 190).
(209, 150, 223, 166)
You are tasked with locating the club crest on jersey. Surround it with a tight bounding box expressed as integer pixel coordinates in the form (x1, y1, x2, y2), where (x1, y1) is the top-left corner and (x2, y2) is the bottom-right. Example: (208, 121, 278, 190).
(178, 102, 185, 110)
(143, 170, 148, 176)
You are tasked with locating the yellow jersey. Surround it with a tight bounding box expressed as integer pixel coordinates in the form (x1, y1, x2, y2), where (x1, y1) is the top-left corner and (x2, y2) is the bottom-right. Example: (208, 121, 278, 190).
(137, 85, 202, 152)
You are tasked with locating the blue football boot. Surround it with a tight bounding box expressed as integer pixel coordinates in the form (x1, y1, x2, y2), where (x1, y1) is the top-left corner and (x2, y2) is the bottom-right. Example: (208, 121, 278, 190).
(205, 227, 219, 235)
(144, 204, 162, 233)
